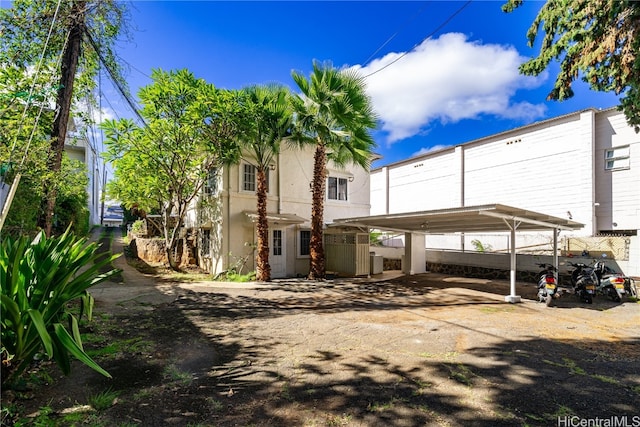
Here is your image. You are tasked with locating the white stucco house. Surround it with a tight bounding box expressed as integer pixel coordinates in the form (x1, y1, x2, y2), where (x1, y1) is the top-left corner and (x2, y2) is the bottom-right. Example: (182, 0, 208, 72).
(369, 107, 639, 276)
(184, 144, 372, 278)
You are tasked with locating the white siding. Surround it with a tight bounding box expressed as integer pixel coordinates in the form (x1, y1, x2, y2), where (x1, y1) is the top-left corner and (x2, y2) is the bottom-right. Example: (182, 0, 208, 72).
(386, 148, 461, 213)
(594, 110, 640, 232)
(371, 108, 639, 275)
(464, 111, 595, 233)
(370, 168, 387, 215)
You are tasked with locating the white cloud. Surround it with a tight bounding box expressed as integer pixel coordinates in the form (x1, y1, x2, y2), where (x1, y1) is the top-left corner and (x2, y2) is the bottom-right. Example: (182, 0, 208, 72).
(351, 33, 547, 145)
(412, 144, 451, 157)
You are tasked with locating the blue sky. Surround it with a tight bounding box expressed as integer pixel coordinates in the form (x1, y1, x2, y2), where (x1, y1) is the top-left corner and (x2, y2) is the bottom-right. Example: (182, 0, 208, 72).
(103, 1, 621, 168)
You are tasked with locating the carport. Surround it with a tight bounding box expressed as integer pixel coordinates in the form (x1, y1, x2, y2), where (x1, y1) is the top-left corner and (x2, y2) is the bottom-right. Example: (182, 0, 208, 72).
(332, 204, 584, 303)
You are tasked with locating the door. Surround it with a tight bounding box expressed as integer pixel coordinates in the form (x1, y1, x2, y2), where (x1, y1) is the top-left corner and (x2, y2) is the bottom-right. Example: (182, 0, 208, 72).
(270, 228, 286, 278)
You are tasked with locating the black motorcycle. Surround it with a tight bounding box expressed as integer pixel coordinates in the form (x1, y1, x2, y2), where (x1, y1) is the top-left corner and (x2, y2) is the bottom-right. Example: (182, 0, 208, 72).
(568, 262, 596, 304)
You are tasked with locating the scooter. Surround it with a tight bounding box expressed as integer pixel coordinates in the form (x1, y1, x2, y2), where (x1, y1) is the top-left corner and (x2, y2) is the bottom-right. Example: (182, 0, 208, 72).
(567, 262, 596, 304)
(536, 263, 560, 306)
(592, 259, 637, 302)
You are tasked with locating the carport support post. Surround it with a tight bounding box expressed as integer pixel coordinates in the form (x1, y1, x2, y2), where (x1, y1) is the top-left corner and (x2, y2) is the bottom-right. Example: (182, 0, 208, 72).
(504, 220, 521, 303)
(403, 232, 426, 275)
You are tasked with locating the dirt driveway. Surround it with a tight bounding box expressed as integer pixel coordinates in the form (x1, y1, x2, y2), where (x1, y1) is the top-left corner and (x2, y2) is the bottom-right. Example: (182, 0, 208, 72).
(7, 229, 640, 427)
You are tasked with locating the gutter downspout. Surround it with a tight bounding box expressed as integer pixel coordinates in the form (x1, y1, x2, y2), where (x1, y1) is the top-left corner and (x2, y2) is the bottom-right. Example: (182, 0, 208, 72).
(278, 151, 282, 215)
(457, 145, 465, 251)
(385, 166, 389, 215)
(225, 166, 231, 271)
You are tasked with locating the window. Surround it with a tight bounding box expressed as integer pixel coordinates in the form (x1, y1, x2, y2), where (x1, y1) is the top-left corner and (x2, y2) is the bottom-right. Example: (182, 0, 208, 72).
(272, 229, 282, 256)
(204, 167, 218, 195)
(201, 229, 211, 256)
(242, 164, 269, 192)
(327, 177, 348, 201)
(298, 229, 311, 257)
(243, 164, 256, 191)
(605, 146, 630, 171)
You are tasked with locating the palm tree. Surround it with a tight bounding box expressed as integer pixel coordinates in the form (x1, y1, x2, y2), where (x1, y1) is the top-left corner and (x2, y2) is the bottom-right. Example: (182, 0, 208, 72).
(290, 61, 377, 279)
(239, 84, 293, 281)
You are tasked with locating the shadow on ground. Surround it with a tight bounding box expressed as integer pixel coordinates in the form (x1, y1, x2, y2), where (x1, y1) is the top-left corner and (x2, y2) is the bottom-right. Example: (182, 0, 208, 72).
(5, 227, 639, 427)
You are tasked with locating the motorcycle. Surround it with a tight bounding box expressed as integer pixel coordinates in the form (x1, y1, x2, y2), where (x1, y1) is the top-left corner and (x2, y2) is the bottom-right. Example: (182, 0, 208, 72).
(567, 262, 596, 304)
(536, 263, 560, 306)
(592, 259, 637, 302)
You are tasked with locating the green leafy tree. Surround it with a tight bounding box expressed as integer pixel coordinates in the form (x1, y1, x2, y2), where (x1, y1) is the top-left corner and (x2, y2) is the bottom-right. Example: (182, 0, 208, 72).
(0, 0, 131, 236)
(237, 85, 293, 281)
(103, 69, 242, 271)
(503, 0, 640, 131)
(1, 227, 120, 387)
(0, 65, 90, 237)
(290, 61, 377, 279)
(0, 64, 55, 234)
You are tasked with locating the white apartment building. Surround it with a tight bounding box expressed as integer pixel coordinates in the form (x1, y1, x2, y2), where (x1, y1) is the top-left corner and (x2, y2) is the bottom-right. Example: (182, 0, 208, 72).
(65, 119, 104, 228)
(370, 108, 639, 276)
(185, 144, 372, 278)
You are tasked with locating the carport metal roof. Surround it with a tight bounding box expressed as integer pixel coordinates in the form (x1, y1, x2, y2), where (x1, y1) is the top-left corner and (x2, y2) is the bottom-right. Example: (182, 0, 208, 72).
(332, 204, 584, 234)
(332, 204, 584, 303)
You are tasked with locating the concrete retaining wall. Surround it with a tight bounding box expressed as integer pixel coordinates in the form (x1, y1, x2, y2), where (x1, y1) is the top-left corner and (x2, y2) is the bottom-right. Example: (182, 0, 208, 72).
(372, 246, 631, 284)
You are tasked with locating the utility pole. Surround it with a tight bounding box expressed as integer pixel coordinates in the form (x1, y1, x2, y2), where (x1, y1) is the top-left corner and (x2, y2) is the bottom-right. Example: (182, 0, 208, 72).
(37, 0, 86, 236)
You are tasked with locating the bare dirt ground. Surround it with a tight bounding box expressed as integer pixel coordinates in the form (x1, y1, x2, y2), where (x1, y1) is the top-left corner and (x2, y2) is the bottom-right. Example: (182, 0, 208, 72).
(3, 228, 639, 427)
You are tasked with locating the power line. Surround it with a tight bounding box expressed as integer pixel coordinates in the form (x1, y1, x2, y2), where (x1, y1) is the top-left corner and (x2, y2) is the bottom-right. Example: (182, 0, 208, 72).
(363, 0, 473, 79)
(362, 2, 430, 67)
(84, 29, 147, 126)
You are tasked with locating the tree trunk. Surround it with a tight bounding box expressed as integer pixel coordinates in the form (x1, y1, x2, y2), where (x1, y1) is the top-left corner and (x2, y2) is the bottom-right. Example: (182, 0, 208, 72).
(255, 167, 271, 281)
(309, 144, 327, 280)
(163, 207, 180, 271)
(37, 1, 86, 236)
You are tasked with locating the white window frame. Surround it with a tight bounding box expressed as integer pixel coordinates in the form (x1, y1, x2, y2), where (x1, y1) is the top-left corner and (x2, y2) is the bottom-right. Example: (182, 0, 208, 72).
(327, 176, 348, 201)
(241, 163, 269, 193)
(604, 146, 630, 171)
(297, 229, 311, 258)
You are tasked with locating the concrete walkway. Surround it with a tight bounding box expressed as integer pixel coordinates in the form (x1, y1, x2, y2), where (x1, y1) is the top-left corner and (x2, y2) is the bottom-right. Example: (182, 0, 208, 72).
(88, 227, 178, 312)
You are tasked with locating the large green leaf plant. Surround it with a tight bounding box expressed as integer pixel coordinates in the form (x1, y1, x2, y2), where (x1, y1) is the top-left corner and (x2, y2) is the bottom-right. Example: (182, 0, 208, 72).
(0, 228, 120, 386)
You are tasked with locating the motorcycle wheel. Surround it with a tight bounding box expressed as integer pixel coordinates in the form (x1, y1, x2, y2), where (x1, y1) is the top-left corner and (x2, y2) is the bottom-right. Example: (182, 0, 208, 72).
(608, 288, 621, 302)
(545, 294, 554, 307)
(584, 294, 593, 304)
(627, 281, 638, 298)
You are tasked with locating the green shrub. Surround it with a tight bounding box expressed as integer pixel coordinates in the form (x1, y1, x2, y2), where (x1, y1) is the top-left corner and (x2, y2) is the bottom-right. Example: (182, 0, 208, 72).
(0, 228, 121, 387)
(130, 219, 146, 236)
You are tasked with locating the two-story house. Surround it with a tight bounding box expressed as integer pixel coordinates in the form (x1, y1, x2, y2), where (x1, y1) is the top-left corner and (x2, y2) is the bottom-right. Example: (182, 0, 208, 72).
(184, 144, 372, 279)
(369, 107, 639, 276)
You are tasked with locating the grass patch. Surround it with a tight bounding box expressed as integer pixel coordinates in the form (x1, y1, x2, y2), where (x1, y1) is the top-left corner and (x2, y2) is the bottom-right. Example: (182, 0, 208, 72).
(206, 397, 224, 412)
(367, 400, 394, 412)
(219, 271, 257, 282)
(448, 364, 475, 386)
(85, 337, 154, 360)
(86, 342, 121, 358)
(543, 358, 587, 376)
(592, 374, 619, 384)
(163, 364, 193, 386)
(89, 388, 119, 410)
(562, 358, 586, 375)
(132, 388, 156, 401)
(326, 413, 353, 425)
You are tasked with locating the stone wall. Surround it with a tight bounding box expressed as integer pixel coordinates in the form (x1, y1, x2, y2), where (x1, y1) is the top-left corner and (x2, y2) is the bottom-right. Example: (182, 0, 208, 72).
(129, 234, 198, 267)
(129, 237, 167, 264)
